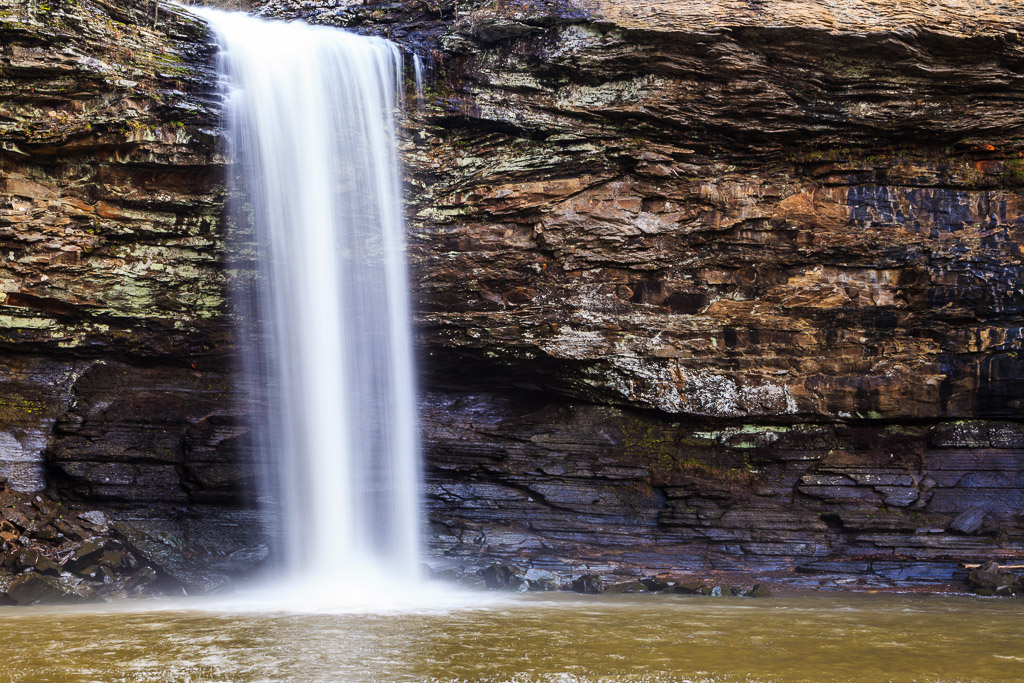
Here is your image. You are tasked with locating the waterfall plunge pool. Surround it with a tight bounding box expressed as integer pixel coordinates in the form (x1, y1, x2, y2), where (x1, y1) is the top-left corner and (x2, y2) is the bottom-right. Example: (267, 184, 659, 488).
(1, 592, 1021, 682)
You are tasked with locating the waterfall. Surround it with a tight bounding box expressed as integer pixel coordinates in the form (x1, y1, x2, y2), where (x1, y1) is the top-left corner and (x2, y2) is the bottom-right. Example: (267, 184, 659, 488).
(412, 54, 426, 115)
(197, 9, 422, 593)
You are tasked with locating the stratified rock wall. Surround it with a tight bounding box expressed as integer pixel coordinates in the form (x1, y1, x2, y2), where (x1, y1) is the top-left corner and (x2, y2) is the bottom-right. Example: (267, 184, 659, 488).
(0, 0, 251, 510)
(422, 392, 1024, 584)
(343, 0, 1024, 584)
(0, 0, 226, 355)
(0, 0, 1021, 588)
(400, 0, 1024, 420)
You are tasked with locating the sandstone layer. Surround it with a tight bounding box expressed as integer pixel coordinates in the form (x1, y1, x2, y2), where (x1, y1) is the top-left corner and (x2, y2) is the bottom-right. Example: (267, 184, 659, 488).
(0, 0, 1021, 592)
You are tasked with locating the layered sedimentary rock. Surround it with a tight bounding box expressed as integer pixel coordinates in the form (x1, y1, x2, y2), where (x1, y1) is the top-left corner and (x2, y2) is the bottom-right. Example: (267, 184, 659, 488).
(0, 0, 258, 568)
(0, 0, 1022, 590)
(285, 0, 1024, 585)
(422, 393, 1024, 586)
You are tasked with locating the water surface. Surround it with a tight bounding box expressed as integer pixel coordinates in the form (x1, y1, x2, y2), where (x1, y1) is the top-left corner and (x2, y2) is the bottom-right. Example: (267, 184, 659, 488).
(1, 592, 1021, 682)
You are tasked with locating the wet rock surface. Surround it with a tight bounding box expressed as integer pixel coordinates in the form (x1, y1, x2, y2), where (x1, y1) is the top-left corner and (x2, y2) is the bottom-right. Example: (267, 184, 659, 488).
(0, 479, 267, 604)
(965, 560, 1023, 596)
(252, 0, 1024, 587)
(0, 0, 226, 360)
(421, 391, 1024, 590)
(0, 0, 267, 601)
(0, 0, 238, 497)
(0, 0, 1022, 596)
(476, 562, 775, 597)
(397, 1, 1024, 422)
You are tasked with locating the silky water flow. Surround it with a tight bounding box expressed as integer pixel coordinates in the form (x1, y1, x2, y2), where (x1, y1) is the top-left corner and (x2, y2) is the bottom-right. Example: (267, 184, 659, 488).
(198, 9, 424, 600)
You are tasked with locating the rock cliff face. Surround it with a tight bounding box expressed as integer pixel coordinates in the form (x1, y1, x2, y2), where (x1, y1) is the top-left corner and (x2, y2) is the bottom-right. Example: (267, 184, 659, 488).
(0, 0, 1022, 590)
(0, 0, 257, 576)
(274, 0, 1024, 586)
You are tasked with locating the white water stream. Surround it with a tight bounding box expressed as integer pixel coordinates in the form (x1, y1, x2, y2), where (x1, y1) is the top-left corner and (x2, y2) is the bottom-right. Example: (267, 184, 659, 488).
(197, 9, 423, 597)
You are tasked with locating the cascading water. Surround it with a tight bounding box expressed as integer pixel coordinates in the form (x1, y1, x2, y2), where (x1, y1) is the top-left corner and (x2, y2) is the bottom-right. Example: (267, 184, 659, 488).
(197, 9, 423, 596)
(412, 54, 426, 115)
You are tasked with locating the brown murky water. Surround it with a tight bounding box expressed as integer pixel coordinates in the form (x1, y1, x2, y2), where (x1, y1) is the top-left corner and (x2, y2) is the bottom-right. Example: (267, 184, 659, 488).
(0, 592, 1021, 682)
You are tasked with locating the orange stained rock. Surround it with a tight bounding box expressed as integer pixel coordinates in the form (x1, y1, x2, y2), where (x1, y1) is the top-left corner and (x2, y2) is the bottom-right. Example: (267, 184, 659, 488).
(0, 177, 57, 200)
(775, 188, 849, 223)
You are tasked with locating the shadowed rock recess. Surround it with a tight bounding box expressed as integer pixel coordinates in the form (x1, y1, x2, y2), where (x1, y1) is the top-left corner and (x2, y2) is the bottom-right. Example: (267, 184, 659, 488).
(1, 0, 1022, 595)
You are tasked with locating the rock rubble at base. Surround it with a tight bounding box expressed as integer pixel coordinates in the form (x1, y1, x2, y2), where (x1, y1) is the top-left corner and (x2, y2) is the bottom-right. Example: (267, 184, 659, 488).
(965, 561, 1024, 597)
(474, 561, 1024, 598)
(0, 479, 266, 605)
(0, 483, 158, 604)
(477, 564, 773, 598)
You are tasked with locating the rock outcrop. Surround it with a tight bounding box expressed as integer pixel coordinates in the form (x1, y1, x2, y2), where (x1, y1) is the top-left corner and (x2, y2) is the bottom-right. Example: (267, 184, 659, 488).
(422, 392, 1024, 587)
(0, 0, 260, 579)
(299, 0, 1024, 587)
(0, 0, 1022, 594)
(0, 478, 266, 603)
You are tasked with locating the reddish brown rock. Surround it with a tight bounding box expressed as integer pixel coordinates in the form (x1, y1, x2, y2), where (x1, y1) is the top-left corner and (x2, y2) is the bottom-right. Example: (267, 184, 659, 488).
(388, 0, 1024, 422)
(0, 0, 1021, 590)
(390, 0, 1024, 584)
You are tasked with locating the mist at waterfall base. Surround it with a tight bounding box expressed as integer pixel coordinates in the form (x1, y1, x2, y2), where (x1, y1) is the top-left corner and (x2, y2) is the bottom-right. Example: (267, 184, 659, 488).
(197, 9, 451, 609)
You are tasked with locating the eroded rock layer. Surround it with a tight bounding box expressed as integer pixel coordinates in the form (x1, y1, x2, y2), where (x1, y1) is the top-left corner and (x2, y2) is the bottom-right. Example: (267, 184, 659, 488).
(305, 0, 1024, 585)
(0, 0, 1021, 591)
(0, 0, 257, 570)
(422, 392, 1024, 586)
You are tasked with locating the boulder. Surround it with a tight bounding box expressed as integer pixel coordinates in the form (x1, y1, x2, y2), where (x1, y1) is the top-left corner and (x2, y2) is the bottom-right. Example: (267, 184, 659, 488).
(949, 509, 986, 535)
(13, 549, 60, 577)
(605, 581, 649, 594)
(5, 573, 93, 605)
(77, 511, 111, 533)
(639, 577, 671, 592)
(65, 541, 106, 573)
(210, 545, 270, 574)
(0, 574, 14, 605)
(571, 574, 603, 594)
(966, 561, 1020, 596)
(523, 568, 560, 591)
(113, 522, 232, 595)
(480, 564, 527, 592)
(124, 566, 159, 593)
